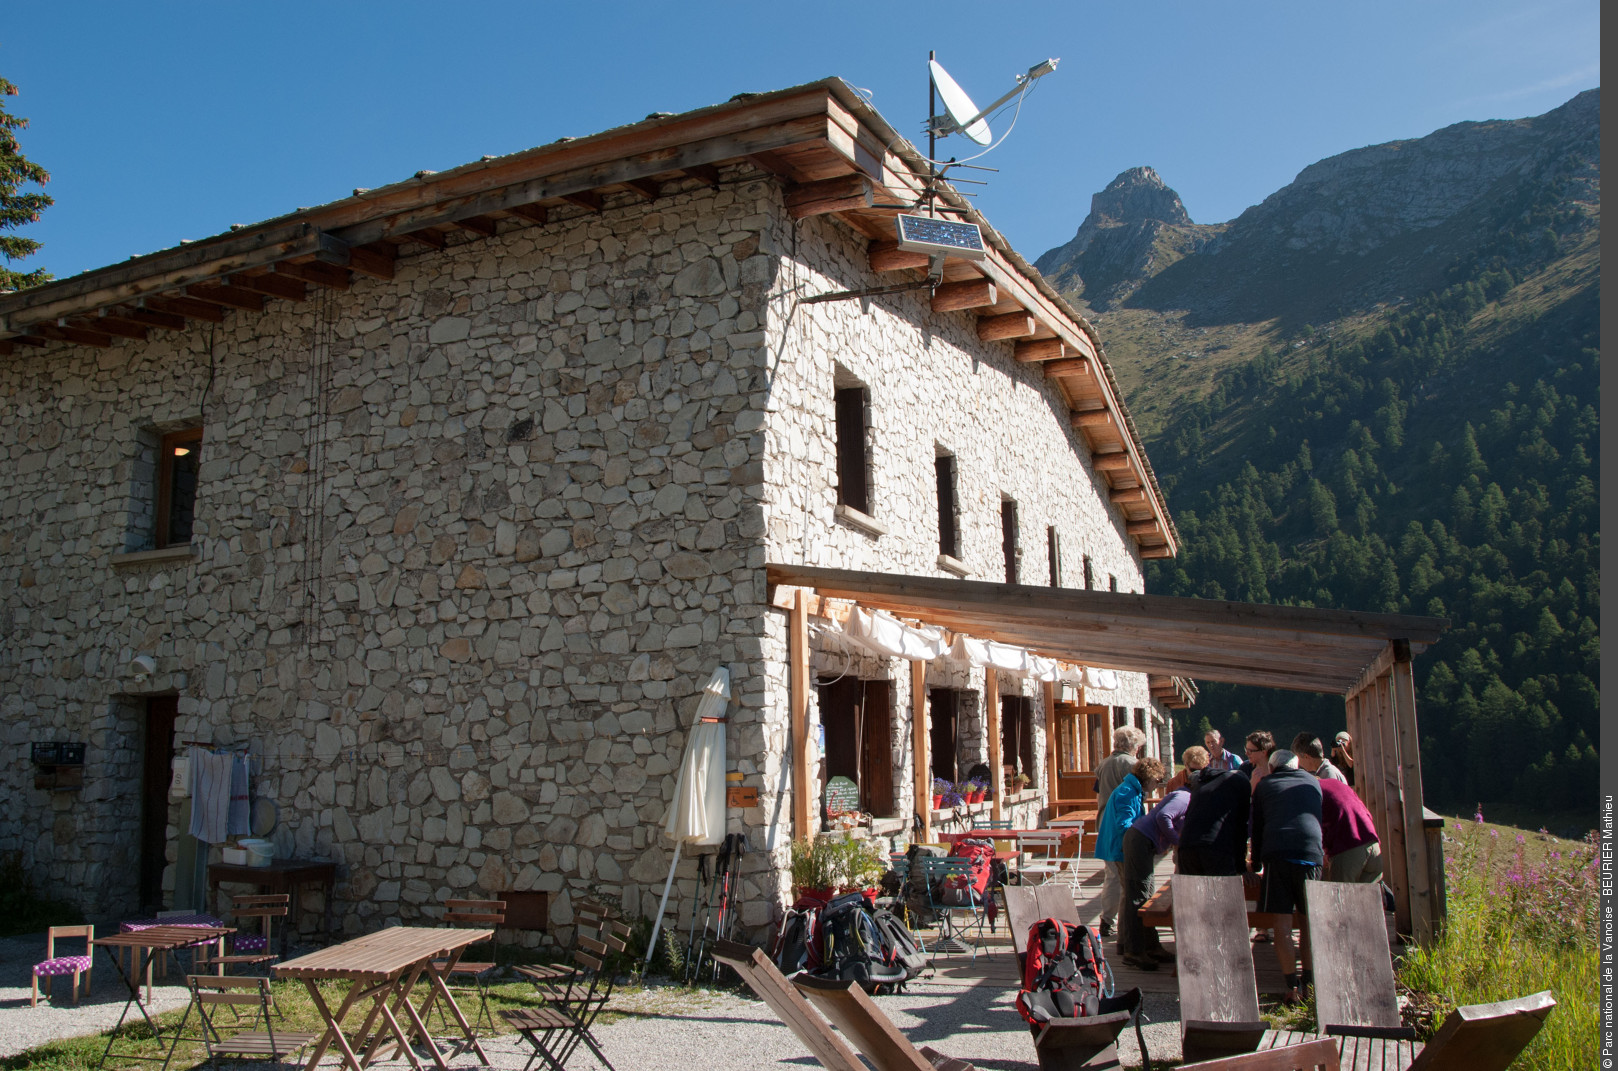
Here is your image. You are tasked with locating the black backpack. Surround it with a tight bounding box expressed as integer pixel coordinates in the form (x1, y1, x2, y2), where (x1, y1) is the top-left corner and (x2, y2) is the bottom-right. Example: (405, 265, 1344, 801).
(871, 908, 928, 980)
(816, 893, 909, 992)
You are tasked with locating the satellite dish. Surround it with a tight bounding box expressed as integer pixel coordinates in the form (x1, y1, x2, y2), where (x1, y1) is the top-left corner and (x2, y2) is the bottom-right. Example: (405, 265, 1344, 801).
(929, 59, 993, 146)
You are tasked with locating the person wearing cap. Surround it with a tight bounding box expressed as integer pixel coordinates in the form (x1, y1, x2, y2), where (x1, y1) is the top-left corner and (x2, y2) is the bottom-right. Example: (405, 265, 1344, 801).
(1332, 731, 1355, 786)
(1250, 748, 1323, 1003)
(1291, 733, 1349, 783)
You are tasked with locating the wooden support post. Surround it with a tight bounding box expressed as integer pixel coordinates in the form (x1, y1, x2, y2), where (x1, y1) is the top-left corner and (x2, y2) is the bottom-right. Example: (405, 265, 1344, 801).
(1374, 670, 1413, 935)
(986, 668, 1003, 823)
(911, 660, 930, 844)
(1042, 681, 1058, 823)
(790, 590, 811, 842)
(1391, 643, 1436, 943)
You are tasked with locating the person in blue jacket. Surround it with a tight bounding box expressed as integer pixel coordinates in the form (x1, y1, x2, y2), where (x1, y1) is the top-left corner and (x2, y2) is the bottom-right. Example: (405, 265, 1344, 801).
(1093, 756, 1167, 943)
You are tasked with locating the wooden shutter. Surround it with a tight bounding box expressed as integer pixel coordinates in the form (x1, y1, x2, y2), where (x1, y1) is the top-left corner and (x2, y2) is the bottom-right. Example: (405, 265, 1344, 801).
(819, 677, 863, 783)
(935, 455, 958, 557)
(861, 681, 894, 817)
(929, 688, 958, 783)
(1001, 499, 1018, 583)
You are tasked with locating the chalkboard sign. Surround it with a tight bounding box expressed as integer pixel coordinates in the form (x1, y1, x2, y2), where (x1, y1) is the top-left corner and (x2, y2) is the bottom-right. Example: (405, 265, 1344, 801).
(824, 776, 859, 817)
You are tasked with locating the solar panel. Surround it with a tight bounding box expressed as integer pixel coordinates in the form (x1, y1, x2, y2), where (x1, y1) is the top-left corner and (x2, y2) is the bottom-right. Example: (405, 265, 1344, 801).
(895, 214, 988, 260)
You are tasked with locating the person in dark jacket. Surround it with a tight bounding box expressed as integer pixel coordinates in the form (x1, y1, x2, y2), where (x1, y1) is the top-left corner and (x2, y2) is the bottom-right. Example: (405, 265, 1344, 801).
(1249, 748, 1323, 1002)
(1178, 749, 1253, 876)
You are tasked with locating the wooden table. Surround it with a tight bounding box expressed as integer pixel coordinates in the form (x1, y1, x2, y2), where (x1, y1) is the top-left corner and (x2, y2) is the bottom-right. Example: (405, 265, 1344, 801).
(208, 858, 337, 955)
(92, 925, 234, 1069)
(275, 926, 493, 1071)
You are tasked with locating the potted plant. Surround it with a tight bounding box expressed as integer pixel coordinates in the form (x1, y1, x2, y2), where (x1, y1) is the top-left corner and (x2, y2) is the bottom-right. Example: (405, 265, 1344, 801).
(941, 783, 966, 810)
(789, 834, 887, 901)
(931, 777, 949, 811)
(1011, 772, 1032, 794)
(967, 777, 987, 804)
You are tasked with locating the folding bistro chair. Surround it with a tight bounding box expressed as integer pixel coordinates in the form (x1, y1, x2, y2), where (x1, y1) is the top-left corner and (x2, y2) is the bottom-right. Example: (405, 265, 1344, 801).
(195, 895, 285, 980)
(31, 925, 93, 1006)
(171, 975, 317, 1071)
(919, 855, 991, 959)
(501, 913, 630, 1071)
(429, 897, 505, 1035)
(514, 898, 605, 996)
(1016, 832, 1066, 885)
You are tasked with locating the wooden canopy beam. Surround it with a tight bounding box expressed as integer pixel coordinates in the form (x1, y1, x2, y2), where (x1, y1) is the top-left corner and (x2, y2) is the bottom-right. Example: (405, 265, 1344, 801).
(561, 190, 605, 213)
(78, 316, 148, 341)
(185, 283, 265, 311)
(229, 272, 308, 302)
(930, 279, 996, 312)
(786, 174, 872, 220)
(33, 323, 112, 348)
(977, 312, 1036, 341)
(453, 214, 500, 237)
(1015, 338, 1066, 362)
(868, 239, 930, 273)
(274, 261, 350, 290)
(624, 178, 662, 201)
(147, 294, 226, 323)
(505, 203, 549, 226)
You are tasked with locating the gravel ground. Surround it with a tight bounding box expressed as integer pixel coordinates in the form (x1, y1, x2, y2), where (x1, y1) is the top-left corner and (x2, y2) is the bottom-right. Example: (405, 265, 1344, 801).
(0, 930, 1185, 1069)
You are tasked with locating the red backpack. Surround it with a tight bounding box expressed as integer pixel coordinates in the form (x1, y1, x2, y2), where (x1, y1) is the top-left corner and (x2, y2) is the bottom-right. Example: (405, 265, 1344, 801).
(1015, 917, 1108, 1024)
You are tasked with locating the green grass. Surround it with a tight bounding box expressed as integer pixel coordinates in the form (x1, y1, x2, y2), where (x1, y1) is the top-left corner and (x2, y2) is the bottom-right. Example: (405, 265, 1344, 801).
(1396, 818, 1597, 1069)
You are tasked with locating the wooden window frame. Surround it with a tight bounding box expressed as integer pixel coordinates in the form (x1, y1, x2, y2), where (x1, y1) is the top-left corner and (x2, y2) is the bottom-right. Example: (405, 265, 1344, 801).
(1082, 554, 1094, 591)
(155, 426, 203, 549)
(1046, 526, 1061, 588)
(1000, 497, 1019, 584)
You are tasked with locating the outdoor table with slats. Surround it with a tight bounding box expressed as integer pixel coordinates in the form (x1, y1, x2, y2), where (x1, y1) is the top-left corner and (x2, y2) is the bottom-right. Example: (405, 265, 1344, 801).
(274, 926, 493, 1071)
(91, 925, 234, 1069)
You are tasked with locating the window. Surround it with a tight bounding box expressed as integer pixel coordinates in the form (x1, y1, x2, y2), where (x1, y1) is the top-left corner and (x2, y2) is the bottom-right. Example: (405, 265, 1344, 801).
(834, 385, 870, 515)
(819, 676, 894, 817)
(1047, 527, 1061, 588)
(929, 688, 961, 783)
(156, 426, 202, 548)
(935, 453, 959, 559)
(1000, 497, 1019, 584)
(1000, 695, 1037, 788)
(1109, 574, 1118, 593)
(1082, 554, 1094, 591)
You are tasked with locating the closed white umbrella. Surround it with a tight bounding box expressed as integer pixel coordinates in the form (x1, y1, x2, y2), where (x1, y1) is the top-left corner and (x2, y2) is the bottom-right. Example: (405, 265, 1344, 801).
(645, 666, 729, 969)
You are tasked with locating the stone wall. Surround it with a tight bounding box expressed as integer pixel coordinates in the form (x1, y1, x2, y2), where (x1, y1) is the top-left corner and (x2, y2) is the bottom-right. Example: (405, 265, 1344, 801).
(0, 172, 785, 937)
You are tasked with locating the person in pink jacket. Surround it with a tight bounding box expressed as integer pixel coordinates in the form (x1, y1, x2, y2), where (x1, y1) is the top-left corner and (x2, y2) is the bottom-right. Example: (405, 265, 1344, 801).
(1319, 777, 1381, 883)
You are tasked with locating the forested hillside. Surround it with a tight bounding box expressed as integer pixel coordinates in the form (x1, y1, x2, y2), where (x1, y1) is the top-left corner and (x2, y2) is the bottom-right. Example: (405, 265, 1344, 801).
(1042, 91, 1599, 830)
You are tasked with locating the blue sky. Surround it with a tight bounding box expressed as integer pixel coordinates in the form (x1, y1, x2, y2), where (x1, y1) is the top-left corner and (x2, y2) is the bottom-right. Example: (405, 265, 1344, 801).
(3, 1, 1599, 282)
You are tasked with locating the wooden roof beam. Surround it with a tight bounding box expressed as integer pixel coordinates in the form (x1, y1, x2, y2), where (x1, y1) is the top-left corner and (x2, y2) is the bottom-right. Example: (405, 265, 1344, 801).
(33, 323, 112, 348)
(119, 306, 189, 331)
(1015, 338, 1066, 362)
(977, 311, 1036, 341)
(682, 164, 723, 188)
(562, 190, 605, 213)
(624, 178, 662, 201)
(403, 227, 448, 250)
(147, 294, 227, 323)
(1126, 521, 1163, 538)
(185, 283, 265, 312)
(1072, 409, 1115, 430)
(454, 214, 500, 237)
(869, 239, 930, 273)
(76, 316, 147, 341)
(273, 261, 350, 290)
(931, 279, 996, 313)
(1092, 452, 1134, 473)
(786, 174, 872, 219)
(505, 203, 549, 226)
(229, 271, 308, 302)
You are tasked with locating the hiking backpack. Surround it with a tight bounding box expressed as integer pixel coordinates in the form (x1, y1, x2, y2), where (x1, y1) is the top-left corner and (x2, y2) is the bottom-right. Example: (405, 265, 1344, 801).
(871, 908, 928, 980)
(1014, 917, 1111, 1024)
(774, 891, 830, 976)
(815, 892, 910, 992)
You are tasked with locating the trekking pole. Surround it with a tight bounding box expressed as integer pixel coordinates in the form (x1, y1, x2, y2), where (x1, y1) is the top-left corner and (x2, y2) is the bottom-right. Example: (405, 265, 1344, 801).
(683, 853, 710, 981)
(711, 834, 748, 981)
(688, 834, 735, 984)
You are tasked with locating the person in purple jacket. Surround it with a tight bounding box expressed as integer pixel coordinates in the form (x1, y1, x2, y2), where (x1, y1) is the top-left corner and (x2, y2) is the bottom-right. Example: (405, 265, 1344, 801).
(1116, 761, 1195, 970)
(1319, 777, 1382, 882)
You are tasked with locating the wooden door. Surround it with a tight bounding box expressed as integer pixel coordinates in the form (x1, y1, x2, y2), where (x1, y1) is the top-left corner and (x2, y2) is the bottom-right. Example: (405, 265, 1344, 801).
(860, 681, 894, 817)
(141, 696, 178, 911)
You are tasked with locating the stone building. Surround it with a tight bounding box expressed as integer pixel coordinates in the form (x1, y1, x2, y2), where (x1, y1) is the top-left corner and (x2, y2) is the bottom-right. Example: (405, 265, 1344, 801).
(0, 79, 1181, 941)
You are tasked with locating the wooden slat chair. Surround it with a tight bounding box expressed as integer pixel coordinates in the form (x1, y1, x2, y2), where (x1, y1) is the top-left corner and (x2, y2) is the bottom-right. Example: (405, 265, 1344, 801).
(1181, 1037, 1340, 1070)
(429, 897, 505, 1035)
(174, 975, 317, 1071)
(1404, 990, 1555, 1071)
(1002, 885, 1040, 969)
(1173, 874, 1267, 1063)
(501, 913, 630, 1071)
(709, 940, 979, 1071)
(514, 898, 605, 996)
(1304, 882, 1410, 1038)
(31, 925, 93, 1006)
(1033, 883, 1081, 927)
(795, 974, 989, 1071)
(195, 895, 286, 979)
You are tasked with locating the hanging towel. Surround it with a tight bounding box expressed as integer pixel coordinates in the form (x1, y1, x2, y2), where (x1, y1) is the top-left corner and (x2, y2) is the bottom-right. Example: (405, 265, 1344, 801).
(227, 754, 251, 837)
(188, 748, 234, 844)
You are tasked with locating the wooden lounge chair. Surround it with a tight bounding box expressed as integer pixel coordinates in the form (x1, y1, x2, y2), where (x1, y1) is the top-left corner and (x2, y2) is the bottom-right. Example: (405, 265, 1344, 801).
(1404, 990, 1555, 1071)
(1181, 1037, 1340, 1070)
(711, 940, 980, 1071)
(794, 974, 985, 1071)
(1003, 885, 1041, 968)
(1305, 882, 1409, 1036)
(1034, 883, 1080, 926)
(1173, 874, 1266, 1063)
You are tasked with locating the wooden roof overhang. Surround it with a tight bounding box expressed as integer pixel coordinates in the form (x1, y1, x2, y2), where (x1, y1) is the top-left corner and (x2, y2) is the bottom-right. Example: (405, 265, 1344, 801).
(768, 563, 1449, 695)
(0, 78, 1175, 557)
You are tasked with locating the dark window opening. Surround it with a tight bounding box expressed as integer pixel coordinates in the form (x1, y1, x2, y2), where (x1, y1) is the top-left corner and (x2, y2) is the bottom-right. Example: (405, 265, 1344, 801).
(497, 890, 551, 931)
(1000, 498, 1019, 584)
(928, 688, 961, 784)
(1047, 527, 1061, 588)
(1000, 695, 1037, 788)
(1109, 574, 1118, 593)
(834, 386, 870, 515)
(1113, 706, 1127, 729)
(935, 454, 959, 558)
(1082, 555, 1094, 591)
(156, 426, 203, 548)
(819, 676, 894, 817)
(140, 696, 178, 912)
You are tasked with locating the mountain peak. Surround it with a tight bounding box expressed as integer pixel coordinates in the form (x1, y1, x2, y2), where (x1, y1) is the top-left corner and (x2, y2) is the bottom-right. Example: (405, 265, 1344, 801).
(1087, 167, 1192, 228)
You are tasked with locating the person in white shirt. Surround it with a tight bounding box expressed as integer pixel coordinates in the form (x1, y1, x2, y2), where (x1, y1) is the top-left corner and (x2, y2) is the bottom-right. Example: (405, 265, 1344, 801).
(1291, 733, 1349, 784)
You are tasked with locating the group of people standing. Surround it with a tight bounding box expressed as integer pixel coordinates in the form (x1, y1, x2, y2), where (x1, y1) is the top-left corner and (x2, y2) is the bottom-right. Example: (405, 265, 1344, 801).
(1089, 724, 1381, 1001)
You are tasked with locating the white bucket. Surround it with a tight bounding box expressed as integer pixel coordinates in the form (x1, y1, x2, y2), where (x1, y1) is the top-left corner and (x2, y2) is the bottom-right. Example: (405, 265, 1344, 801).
(239, 838, 274, 867)
(221, 847, 248, 866)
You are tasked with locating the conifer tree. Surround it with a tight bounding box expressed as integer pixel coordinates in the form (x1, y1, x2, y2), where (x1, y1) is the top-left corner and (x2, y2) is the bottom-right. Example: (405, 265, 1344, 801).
(0, 76, 51, 291)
